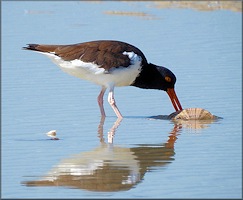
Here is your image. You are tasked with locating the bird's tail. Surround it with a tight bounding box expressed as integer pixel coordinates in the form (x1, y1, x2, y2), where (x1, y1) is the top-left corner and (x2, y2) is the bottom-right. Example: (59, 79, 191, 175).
(22, 44, 58, 53)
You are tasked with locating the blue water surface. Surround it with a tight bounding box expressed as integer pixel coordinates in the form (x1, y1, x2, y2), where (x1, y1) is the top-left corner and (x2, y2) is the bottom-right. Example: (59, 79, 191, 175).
(2, 1, 242, 198)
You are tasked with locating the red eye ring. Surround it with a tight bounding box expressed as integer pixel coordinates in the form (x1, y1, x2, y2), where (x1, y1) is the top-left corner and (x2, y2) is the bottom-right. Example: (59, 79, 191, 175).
(165, 76, 171, 82)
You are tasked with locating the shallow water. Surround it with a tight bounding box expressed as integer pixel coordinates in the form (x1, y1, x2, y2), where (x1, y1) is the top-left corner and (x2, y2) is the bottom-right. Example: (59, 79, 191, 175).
(2, 1, 242, 198)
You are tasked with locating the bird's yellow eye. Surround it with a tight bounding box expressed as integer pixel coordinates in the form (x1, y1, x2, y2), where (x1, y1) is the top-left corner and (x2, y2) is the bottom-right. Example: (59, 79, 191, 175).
(165, 76, 171, 82)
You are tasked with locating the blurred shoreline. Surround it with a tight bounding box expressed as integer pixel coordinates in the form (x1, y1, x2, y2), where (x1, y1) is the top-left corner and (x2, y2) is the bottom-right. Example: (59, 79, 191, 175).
(151, 1, 242, 12)
(102, 1, 241, 19)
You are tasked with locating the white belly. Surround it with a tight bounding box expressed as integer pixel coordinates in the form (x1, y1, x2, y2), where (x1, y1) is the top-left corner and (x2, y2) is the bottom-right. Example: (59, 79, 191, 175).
(41, 52, 142, 88)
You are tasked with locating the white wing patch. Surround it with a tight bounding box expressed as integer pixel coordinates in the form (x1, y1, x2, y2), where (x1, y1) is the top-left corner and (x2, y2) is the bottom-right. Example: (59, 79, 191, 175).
(39, 51, 142, 88)
(70, 59, 105, 75)
(122, 51, 141, 64)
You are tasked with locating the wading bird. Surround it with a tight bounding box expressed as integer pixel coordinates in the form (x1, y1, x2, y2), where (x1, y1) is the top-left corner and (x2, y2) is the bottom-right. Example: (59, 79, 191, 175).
(23, 40, 182, 118)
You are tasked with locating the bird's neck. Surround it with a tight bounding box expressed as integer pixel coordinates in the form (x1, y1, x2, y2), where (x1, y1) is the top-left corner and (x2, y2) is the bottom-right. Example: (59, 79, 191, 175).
(131, 63, 164, 90)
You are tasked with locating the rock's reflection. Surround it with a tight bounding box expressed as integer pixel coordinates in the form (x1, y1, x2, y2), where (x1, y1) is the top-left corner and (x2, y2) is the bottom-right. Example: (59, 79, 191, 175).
(22, 117, 181, 192)
(173, 119, 216, 130)
(151, 115, 220, 130)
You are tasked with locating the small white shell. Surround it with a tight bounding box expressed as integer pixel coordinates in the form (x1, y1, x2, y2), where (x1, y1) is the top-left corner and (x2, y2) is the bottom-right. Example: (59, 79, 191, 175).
(169, 108, 217, 120)
(46, 130, 58, 139)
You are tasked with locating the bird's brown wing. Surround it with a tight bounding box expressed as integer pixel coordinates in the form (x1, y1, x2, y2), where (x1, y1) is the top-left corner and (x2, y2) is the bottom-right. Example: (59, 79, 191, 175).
(23, 40, 147, 71)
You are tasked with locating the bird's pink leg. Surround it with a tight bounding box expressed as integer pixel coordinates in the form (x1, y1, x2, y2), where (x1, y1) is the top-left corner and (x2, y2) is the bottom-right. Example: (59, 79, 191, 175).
(97, 87, 106, 117)
(108, 86, 123, 119)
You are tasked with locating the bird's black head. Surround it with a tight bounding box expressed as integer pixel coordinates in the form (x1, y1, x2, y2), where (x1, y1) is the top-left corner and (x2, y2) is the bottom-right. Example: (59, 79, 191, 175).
(155, 65, 177, 91)
(132, 63, 183, 111)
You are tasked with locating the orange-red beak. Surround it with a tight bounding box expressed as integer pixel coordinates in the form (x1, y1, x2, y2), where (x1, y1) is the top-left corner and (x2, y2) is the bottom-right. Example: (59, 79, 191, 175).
(167, 88, 183, 112)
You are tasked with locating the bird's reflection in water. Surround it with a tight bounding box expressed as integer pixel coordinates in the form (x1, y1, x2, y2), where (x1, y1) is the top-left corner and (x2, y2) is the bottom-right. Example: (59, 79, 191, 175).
(22, 117, 181, 192)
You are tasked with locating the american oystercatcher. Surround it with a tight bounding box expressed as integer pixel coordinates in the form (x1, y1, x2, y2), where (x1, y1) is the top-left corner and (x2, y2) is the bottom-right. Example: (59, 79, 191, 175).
(23, 40, 182, 118)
